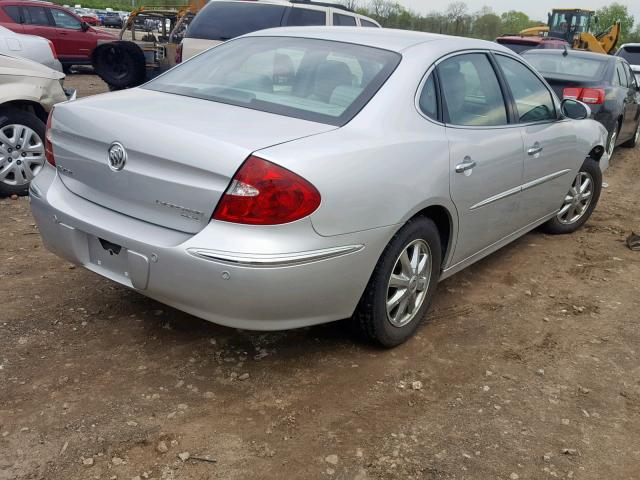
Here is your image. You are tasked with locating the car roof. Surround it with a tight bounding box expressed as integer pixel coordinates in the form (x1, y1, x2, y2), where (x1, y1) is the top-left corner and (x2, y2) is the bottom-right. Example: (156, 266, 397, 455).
(243, 26, 512, 54)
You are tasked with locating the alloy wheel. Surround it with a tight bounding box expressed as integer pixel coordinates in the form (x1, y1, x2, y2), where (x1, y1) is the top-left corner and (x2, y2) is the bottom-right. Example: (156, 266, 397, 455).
(0, 124, 45, 186)
(557, 171, 594, 225)
(386, 239, 432, 328)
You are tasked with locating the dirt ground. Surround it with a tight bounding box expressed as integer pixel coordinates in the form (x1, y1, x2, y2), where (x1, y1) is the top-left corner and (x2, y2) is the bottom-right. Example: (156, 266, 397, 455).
(1, 74, 640, 480)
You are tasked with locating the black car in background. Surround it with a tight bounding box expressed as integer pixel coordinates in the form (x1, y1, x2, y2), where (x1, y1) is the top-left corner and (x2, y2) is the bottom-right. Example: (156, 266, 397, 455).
(103, 11, 123, 28)
(523, 49, 640, 156)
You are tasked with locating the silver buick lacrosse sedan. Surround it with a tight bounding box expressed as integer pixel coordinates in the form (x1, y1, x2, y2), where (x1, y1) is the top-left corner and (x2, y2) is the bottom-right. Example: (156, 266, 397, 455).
(31, 27, 608, 346)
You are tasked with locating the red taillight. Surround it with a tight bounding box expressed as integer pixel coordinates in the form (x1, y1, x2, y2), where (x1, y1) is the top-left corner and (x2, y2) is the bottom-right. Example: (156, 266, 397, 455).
(45, 110, 55, 166)
(47, 40, 58, 59)
(562, 87, 605, 104)
(213, 155, 321, 225)
(175, 42, 183, 64)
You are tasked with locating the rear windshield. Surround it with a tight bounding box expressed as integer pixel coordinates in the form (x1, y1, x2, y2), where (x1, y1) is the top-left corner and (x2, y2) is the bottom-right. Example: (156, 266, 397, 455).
(497, 42, 533, 54)
(618, 45, 640, 65)
(145, 37, 400, 126)
(523, 52, 607, 81)
(186, 1, 287, 41)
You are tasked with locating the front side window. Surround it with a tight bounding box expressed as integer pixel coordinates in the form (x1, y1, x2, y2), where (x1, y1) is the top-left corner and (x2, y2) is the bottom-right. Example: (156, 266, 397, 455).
(624, 63, 638, 89)
(360, 19, 379, 28)
(333, 13, 356, 26)
(285, 8, 326, 26)
(496, 55, 556, 123)
(438, 53, 508, 127)
(50, 9, 81, 29)
(23, 6, 51, 26)
(145, 37, 400, 126)
(3, 6, 21, 23)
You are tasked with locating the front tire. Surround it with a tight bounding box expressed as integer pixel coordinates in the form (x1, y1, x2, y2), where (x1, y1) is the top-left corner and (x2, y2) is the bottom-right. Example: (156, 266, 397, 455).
(353, 217, 442, 347)
(540, 157, 602, 235)
(0, 108, 46, 197)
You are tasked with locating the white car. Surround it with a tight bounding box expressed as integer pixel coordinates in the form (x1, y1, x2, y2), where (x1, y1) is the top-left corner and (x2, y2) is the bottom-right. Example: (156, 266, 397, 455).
(0, 26, 62, 72)
(180, 0, 381, 62)
(0, 53, 74, 197)
(616, 44, 640, 84)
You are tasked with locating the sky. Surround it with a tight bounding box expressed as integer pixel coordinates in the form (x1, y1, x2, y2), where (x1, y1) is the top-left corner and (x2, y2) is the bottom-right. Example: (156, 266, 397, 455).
(396, 0, 640, 25)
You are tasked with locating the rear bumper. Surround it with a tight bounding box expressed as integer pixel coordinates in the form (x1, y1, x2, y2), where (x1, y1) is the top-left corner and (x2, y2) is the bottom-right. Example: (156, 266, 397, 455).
(29, 166, 393, 330)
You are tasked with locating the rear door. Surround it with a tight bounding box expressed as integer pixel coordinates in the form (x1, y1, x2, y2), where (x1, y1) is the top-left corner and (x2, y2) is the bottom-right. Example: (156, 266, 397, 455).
(615, 60, 637, 140)
(49, 7, 92, 61)
(283, 6, 327, 26)
(437, 52, 525, 265)
(494, 53, 577, 222)
(21, 5, 56, 41)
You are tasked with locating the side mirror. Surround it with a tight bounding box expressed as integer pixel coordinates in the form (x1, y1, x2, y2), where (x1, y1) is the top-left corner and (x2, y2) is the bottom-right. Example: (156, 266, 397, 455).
(561, 98, 591, 120)
(81, 21, 89, 32)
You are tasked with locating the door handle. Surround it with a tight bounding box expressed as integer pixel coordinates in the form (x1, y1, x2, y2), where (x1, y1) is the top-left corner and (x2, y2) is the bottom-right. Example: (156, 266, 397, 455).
(527, 142, 543, 156)
(455, 156, 476, 173)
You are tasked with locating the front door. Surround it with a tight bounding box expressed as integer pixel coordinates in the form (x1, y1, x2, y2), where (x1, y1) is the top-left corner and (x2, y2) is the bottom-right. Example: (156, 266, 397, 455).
(49, 8, 92, 61)
(438, 52, 525, 266)
(493, 54, 578, 221)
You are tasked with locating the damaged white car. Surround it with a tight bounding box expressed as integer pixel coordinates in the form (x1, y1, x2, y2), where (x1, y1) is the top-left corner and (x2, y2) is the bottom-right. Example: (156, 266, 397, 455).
(0, 53, 74, 197)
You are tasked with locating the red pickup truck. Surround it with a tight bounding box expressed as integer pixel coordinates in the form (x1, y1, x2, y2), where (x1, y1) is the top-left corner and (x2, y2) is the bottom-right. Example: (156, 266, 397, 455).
(0, 0, 115, 70)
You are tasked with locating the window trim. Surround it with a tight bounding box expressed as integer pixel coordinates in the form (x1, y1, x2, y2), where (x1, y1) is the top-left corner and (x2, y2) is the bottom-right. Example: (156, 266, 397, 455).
(491, 51, 561, 126)
(414, 65, 442, 124)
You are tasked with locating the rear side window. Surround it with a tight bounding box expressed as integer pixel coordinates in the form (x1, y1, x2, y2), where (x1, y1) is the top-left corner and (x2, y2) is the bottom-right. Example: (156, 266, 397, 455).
(418, 72, 438, 120)
(438, 53, 508, 127)
(360, 19, 379, 28)
(145, 36, 401, 126)
(186, 2, 286, 41)
(23, 6, 51, 26)
(285, 8, 326, 26)
(495, 55, 555, 123)
(614, 62, 628, 87)
(3, 6, 21, 23)
(333, 13, 356, 26)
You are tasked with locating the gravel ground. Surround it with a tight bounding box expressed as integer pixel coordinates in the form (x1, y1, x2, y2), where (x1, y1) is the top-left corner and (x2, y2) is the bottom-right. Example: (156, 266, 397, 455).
(1, 74, 639, 480)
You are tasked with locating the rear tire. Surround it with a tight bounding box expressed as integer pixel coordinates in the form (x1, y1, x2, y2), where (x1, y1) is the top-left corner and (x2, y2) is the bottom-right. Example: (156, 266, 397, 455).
(353, 217, 442, 348)
(540, 157, 601, 235)
(0, 108, 46, 197)
(93, 41, 146, 90)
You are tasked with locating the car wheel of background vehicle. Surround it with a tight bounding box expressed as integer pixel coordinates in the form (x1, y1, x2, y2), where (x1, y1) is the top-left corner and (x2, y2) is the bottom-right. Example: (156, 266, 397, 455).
(539, 157, 602, 235)
(0, 107, 46, 197)
(621, 120, 640, 148)
(353, 217, 442, 348)
(606, 121, 619, 158)
(93, 41, 146, 90)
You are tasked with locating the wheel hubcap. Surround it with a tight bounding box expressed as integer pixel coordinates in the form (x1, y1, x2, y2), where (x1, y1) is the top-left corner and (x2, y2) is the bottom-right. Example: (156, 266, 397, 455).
(386, 239, 431, 328)
(0, 124, 45, 186)
(557, 171, 594, 225)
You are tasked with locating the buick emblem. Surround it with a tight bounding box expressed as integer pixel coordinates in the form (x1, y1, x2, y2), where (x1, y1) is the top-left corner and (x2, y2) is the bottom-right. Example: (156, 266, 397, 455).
(108, 142, 127, 171)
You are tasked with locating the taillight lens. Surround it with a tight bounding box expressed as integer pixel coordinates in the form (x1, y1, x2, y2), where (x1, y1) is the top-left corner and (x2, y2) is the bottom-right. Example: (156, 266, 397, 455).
(45, 110, 55, 166)
(175, 42, 183, 64)
(47, 39, 58, 59)
(213, 155, 321, 225)
(562, 87, 605, 104)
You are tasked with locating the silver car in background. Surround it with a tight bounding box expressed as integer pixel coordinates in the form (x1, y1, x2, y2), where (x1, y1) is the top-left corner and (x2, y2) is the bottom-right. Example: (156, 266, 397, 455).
(31, 28, 608, 346)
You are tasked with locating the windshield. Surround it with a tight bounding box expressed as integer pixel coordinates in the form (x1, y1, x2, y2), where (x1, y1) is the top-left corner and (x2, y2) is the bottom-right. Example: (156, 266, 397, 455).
(618, 45, 640, 66)
(523, 52, 607, 81)
(548, 11, 591, 40)
(145, 37, 401, 126)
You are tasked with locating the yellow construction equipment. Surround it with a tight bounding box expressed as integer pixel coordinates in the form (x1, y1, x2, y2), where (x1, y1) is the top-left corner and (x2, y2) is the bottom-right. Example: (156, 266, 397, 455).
(502, 8, 621, 55)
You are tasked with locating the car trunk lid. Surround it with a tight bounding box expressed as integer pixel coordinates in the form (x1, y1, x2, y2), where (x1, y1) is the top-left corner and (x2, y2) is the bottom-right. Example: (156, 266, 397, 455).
(52, 88, 336, 233)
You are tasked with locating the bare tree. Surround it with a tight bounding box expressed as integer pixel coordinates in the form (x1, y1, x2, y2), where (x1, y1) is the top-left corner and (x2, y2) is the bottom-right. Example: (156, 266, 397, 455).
(446, 1, 469, 35)
(339, 0, 359, 10)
